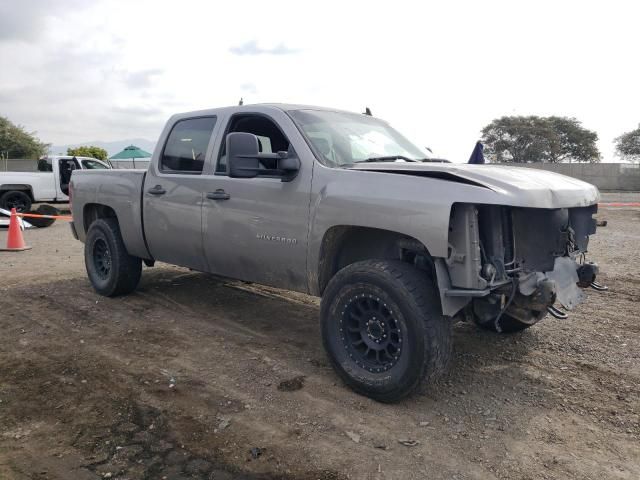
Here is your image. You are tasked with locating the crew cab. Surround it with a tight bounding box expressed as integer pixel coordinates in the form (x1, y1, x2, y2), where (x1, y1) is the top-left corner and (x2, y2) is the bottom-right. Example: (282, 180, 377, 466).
(0, 155, 110, 212)
(69, 104, 602, 402)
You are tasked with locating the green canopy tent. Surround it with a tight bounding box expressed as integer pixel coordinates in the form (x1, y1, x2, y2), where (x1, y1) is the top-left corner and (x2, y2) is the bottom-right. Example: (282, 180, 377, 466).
(109, 145, 152, 169)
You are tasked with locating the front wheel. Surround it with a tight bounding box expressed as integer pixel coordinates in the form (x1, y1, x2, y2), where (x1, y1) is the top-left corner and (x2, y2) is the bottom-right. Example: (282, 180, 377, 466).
(85, 218, 142, 296)
(321, 260, 452, 403)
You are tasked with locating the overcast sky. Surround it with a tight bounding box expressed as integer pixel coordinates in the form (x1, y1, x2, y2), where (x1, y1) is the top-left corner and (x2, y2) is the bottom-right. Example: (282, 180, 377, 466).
(1, 0, 638, 162)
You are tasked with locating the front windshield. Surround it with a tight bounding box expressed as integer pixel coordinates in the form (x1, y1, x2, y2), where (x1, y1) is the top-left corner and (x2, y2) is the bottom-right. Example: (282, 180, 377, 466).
(289, 109, 428, 167)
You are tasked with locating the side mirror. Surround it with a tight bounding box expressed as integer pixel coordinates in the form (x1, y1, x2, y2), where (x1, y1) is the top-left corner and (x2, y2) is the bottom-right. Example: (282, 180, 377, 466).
(227, 132, 261, 178)
(278, 154, 300, 172)
(227, 132, 301, 181)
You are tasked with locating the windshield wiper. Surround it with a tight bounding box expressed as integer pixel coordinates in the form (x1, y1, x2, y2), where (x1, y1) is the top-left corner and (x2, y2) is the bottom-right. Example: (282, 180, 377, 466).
(359, 155, 419, 163)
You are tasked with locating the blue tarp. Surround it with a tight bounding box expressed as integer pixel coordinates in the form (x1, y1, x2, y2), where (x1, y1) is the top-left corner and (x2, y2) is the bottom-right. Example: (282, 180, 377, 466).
(468, 141, 485, 164)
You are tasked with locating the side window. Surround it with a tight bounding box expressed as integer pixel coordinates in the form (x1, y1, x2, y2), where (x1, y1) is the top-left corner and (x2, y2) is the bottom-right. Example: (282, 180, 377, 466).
(216, 115, 290, 173)
(59, 158, 79, 173)
(161, 117, 216, 174)
(38, 158, 53, 172)
(82, 159, 109, 169)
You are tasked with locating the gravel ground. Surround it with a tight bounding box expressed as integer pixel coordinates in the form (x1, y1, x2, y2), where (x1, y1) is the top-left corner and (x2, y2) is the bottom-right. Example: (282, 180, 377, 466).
(0, 206, 638, 480)
(599, 192, 640, 203)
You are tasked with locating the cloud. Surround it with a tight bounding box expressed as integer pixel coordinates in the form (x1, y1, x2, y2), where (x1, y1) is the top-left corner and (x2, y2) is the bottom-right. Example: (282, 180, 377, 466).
(125, 68, 164, 89)
(0, 31, 168, 144)
(0, 3, 44, 41)
(1, 0, 637, 163)
(110, 105, 164, 118)
(229, 39, 300, 56)
(101, 105, 166, 140)
(0, 0, 88, 42)
(240, 82, 258, 94)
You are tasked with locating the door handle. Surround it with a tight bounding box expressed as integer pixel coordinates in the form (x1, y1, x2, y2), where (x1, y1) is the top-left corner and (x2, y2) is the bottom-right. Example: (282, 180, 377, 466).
(206, 189, 230, 201)
(148, 185, 166, 195)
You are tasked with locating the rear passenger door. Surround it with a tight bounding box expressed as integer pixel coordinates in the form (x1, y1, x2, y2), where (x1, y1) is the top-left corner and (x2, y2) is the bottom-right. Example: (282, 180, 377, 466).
(143, 116, 219, 271)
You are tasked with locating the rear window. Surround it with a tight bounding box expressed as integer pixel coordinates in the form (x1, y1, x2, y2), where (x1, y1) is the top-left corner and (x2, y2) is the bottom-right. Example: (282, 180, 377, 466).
(161, 117, 217, 173)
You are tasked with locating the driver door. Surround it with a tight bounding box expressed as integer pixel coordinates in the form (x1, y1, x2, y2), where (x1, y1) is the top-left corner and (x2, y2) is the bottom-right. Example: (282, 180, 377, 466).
(201, 110, 313, 292)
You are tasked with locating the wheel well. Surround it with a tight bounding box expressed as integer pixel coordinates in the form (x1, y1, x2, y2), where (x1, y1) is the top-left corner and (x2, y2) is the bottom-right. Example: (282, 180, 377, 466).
(83, 203, 117, 233)
(317, 226, 434, 295)
(0, 185, 34, 201)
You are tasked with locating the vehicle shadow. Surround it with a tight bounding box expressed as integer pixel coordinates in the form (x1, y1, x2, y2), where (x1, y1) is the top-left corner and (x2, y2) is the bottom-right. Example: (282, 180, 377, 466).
(131, 268, 573, 464)
(135, 267, 559, 406)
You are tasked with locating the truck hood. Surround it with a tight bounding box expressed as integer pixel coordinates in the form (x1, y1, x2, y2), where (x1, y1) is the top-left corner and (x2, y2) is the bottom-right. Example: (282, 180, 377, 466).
(348, 162, 600, 208)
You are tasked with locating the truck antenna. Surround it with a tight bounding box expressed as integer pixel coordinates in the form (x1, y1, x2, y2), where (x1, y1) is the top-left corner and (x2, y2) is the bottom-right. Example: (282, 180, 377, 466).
(364, 107, 372, 116)
(238, 97, 244, 106)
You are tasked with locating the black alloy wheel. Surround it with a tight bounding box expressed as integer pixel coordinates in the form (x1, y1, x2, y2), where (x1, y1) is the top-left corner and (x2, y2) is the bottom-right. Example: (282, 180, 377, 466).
(92, 238, 112, 280)
(340, 294, 403, 373)
(321, 260, 452, 402)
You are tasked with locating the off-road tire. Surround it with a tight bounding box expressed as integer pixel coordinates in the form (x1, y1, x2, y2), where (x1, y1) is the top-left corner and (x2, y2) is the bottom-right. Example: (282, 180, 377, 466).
(0, 190, 32, 213)
(24, 205, 59, 228)
(85, 218, 142, 296)
(321, 260, 452, 403)
(23, 211, 55, 228)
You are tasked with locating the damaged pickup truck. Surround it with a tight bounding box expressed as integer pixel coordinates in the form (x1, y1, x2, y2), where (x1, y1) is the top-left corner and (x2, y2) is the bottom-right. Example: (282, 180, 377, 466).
(69, 104, 603, 402)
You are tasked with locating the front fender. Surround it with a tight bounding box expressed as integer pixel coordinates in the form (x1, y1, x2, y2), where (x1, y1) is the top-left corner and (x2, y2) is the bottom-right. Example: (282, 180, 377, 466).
(307, 167, 468, 294)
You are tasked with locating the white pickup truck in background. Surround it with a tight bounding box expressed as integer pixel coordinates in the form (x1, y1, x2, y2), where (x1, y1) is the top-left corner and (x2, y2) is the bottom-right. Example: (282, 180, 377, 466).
(0, 155, 111, 212)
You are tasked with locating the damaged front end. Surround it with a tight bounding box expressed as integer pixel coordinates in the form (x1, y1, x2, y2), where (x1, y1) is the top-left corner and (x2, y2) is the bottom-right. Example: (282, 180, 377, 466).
(437, 203, 602, 329)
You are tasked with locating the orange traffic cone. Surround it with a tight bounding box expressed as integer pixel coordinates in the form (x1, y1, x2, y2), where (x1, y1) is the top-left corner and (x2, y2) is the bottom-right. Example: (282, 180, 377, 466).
(1, 208, 31, 251)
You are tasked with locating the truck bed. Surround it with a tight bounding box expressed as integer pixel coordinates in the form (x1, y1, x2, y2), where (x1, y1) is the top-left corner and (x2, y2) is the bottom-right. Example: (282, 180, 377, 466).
(70, 169, 150, 259)
(0, 171, 57, 201)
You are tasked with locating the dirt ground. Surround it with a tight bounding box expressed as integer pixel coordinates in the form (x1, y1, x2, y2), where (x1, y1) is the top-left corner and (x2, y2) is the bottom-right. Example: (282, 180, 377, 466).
(0, 204, 638, 480)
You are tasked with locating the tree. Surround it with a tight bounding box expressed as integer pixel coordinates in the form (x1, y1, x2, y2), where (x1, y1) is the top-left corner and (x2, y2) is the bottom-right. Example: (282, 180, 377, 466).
(614, 124, 640, 163)
(481, 116, 600, 163)
(0, 116, 49, 159)
(67, 145, 109, 161)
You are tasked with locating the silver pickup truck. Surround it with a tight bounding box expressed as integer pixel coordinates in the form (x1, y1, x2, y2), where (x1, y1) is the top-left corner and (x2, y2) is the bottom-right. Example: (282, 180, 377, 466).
(70, 104, 601, 402)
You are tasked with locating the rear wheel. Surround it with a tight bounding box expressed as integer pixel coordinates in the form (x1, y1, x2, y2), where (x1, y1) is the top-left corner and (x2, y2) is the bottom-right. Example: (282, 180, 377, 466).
(85, 218, 142, 296)
(321, 260, 452, 403)
(0, 190, 32, 213)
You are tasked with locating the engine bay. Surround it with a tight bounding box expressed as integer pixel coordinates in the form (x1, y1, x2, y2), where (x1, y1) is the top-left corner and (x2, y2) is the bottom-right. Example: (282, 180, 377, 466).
(446, 203, 601, 326)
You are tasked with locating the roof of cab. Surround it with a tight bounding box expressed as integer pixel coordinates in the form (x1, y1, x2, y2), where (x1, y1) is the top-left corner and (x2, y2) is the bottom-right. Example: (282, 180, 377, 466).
(44, 155, 103, 161)
(170, 103, 359, 121)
